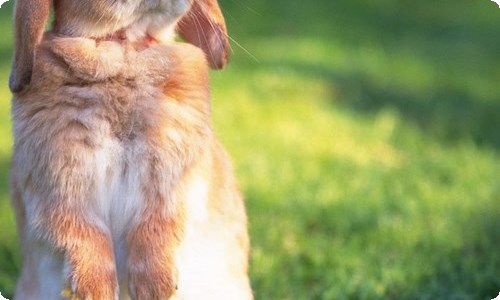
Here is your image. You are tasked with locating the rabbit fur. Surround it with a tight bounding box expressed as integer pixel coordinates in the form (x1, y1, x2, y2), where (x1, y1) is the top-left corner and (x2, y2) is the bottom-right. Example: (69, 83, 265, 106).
(9, 0, 251, 299)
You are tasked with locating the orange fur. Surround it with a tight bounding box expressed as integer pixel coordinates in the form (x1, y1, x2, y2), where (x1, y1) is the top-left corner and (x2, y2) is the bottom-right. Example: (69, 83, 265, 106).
(10, 0, 250, 299)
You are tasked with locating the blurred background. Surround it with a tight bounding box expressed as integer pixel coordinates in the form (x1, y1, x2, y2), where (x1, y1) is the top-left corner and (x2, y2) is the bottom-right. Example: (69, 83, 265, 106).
(1, 0, 499, 298)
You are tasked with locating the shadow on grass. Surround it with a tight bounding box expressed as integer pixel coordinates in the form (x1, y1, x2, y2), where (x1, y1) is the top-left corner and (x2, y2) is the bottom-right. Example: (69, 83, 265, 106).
(224, 0, 500, 150)
(328, 2, 500, 151)
(0, 1, 13, 67)
(251, 58, 500, 150)
(247, 187, 500, 299)
(338, 75, 500, 150)
(406, 209, 500, 299)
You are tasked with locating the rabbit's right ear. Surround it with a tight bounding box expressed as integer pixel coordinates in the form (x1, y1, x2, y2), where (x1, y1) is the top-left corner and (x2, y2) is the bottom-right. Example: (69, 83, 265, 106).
(9, 0, 51, 93)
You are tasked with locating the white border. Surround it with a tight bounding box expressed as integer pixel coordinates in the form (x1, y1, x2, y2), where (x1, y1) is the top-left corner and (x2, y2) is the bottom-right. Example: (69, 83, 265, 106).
(0, 0, 9, 8)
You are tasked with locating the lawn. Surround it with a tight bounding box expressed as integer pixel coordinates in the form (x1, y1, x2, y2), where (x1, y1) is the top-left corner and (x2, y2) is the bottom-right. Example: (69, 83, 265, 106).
(0, 0, 499, 299)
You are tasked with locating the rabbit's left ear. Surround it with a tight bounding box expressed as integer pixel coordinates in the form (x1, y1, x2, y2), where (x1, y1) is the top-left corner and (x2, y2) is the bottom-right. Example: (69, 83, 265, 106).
(9, 0, 51, 93)
(176, 0, 230, 70)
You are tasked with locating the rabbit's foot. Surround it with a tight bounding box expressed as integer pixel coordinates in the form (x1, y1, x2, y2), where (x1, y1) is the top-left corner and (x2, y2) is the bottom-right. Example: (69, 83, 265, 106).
(128, 257, 178, 300)
(61, 286, 79, 300)
(64, 256, 119, 300)
(51, 37, 125, 81)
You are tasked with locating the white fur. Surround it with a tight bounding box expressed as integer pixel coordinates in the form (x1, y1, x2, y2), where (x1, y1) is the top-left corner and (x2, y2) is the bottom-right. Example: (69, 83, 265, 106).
(15, 233, 65, 299)
(183, 176, 210, 223)
(172, 176, 252, 300)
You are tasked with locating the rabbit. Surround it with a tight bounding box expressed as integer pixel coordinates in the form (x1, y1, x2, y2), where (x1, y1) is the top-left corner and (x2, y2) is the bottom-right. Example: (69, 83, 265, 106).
(9, 0, 252, 299)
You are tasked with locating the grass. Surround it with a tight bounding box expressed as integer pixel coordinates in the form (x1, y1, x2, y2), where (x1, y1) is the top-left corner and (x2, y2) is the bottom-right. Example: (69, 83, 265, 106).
(0, 0, 499, 299)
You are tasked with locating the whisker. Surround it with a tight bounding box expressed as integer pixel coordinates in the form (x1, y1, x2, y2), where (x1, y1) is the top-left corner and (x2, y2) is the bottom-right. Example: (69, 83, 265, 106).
(223, 11, 244, 31)
(182, 2, 259, 64)
(227, 34, 260, 63)
(226, 0, 262, 17)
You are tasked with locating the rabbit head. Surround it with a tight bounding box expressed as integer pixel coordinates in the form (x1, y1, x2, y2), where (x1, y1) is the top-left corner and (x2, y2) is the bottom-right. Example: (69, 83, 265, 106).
(10, 0, 230, 93)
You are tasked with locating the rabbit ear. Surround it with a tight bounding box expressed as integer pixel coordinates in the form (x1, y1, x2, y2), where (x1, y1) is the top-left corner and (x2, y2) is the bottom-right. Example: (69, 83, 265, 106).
(9, 0, 51, 93)
(176, 0, 230, 70)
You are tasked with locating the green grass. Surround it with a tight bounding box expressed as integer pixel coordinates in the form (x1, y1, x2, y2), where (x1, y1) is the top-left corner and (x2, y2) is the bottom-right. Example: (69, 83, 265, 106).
(1, 0, 499, 299)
